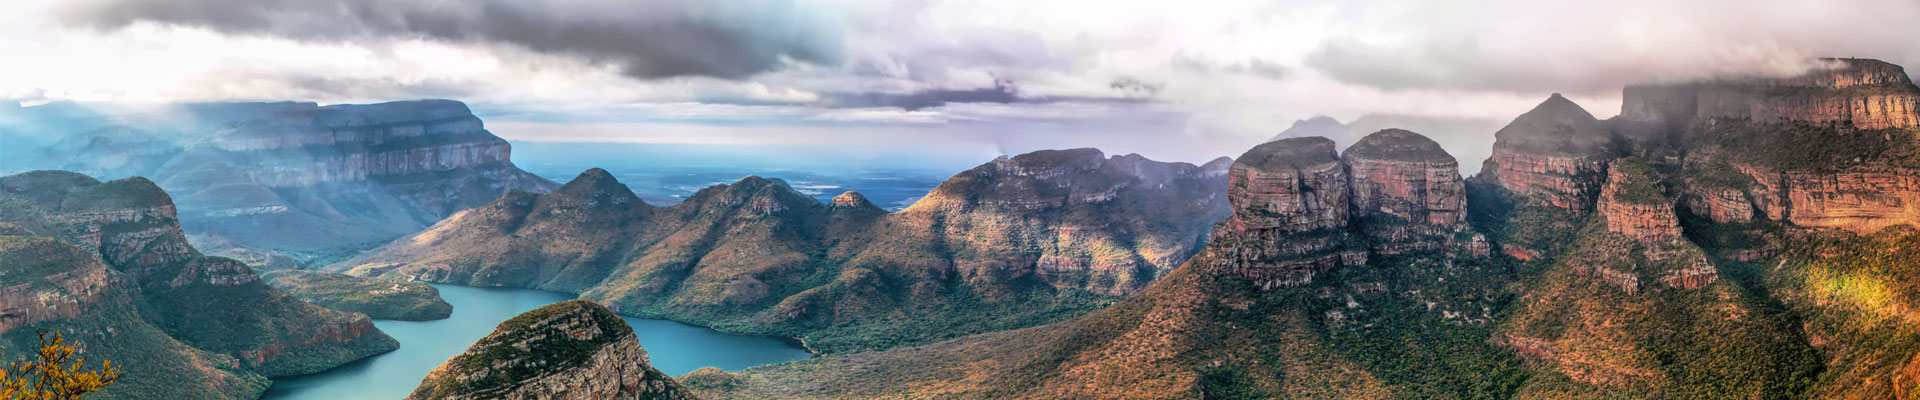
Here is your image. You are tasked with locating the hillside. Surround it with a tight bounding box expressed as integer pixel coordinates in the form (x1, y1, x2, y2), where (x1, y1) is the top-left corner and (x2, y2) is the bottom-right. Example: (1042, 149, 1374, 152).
(408, 300, 694, 400)
(338, 149, 1232, 354)
(0, 170, 397, 381)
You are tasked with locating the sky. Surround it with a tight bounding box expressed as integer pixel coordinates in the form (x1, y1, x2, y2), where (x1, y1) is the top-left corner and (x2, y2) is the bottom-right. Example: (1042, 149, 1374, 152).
(4, 0, 1919, 164)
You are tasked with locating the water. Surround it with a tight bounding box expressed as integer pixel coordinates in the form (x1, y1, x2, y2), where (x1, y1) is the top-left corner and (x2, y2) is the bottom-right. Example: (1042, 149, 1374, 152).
(264, 284, 813, 399)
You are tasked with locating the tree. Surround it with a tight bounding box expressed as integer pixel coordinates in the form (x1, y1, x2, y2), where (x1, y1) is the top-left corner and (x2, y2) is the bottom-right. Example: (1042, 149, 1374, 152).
(0, 331, 120, 400)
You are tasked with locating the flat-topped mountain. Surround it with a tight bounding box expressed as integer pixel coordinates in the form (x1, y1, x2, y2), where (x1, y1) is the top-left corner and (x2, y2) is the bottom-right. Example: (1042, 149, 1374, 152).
(0, 100, 557, 267)
(337, 148, 1232, 353)
(0, 170, 400, 398)
(408, 300, 693, 400)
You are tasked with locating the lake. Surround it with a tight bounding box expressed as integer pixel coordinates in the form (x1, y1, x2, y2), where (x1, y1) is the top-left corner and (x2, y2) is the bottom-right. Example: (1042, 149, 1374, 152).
(264, 284, 814, 399)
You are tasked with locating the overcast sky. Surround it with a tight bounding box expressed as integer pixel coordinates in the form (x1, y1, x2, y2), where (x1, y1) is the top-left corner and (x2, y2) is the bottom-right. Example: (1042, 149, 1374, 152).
(5, 0, 1919, 163)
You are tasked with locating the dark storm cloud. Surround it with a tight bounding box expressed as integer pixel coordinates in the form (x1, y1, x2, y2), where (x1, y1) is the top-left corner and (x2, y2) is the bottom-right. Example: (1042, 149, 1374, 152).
(62, 0, 844, 80)
(816, 80, 1020, 110)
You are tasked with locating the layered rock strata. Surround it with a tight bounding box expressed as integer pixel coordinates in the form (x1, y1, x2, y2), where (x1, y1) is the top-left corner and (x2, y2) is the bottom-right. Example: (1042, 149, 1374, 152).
(1480, 94, 1616, 211)
(0, 170, 396, 376)
(0, 99, 557, 263)
(1343, 129, 1479, 254)
(1208, 137, 1366, 289)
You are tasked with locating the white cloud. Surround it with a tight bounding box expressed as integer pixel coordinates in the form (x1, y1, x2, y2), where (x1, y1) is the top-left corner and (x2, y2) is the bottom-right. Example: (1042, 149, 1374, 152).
(3, 0, 1919, 165)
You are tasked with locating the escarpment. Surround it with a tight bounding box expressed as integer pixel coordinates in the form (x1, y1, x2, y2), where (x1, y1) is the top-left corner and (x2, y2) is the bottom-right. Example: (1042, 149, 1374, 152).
(0, 99, 557, 266)
(340, 148, 1231, 354)
(0, 170, 396, 379)
(1478, 94, 1616, 212)
(409, 300, 693, 400)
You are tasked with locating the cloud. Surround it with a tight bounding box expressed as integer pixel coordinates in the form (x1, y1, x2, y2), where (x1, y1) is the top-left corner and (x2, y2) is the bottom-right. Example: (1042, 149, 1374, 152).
(815, 80, 1021, 110)
(60, 0, 846, 79)
(1301, 0, 1920, 94)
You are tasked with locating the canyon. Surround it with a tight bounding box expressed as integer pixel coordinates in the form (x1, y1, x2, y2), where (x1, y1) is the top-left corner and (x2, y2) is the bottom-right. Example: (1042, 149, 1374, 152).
(0, 170, 401, 399)
(0, 100, 556, 267)
(337, 148, 1233, 354)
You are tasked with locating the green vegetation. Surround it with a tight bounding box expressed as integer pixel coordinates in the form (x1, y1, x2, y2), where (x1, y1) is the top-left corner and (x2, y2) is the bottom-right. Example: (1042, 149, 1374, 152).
(1606, 158, 1668, 205)
(1766, 227, 1920, 398)
(261, 270, 453, 320)
(415, 300, 693, 400)
(1694, 119, 1920, 171)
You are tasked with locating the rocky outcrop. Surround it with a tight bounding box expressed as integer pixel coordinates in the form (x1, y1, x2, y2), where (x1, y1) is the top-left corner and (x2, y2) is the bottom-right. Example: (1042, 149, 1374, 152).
(1218, 137, 1350, 234)
(1208, 137, 1366, 289)
(1598, 161, 1683, 242)
(1, 99, 557, 264)
(1480, 94, 1615, 211)
(408, 300, 693, 400)
(1343, 129, 1480, 254)
(1733, 163, 1920, 234)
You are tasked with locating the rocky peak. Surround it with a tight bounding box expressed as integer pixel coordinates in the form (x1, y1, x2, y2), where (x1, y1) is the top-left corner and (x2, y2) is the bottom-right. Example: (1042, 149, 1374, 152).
(408, 300, 693, 400)
(1496, 94, 1611, 156)
(991, 148, 1108, 178)
(544, 168, 643, 210)
(1775, 58, 1913, 89)
(1200, 156, 1233, 176)
(1343, 129, 1470, 253)
(1266, 115, 1346, 143)
(1208, 136, 1365, 289)
(1220, 137, 1347, 234)
(829, 191, 877, 210)
(1482, 94, 1615, 211)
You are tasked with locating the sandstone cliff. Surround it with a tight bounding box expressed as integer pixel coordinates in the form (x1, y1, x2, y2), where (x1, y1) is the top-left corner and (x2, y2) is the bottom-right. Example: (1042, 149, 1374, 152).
(1343, 129, 1478, 255)
(0, 232, 272, 400)
(338, 149, 1231, 354)
(0, 170, 397, 378)
(409, 300, 693, 400)
(0, 100, 557, 266)
(1478, 94, 1615, 212)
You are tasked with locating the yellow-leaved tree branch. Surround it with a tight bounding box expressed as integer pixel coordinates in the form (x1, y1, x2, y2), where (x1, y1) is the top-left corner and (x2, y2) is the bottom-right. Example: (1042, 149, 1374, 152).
(0, 331, 120, 400)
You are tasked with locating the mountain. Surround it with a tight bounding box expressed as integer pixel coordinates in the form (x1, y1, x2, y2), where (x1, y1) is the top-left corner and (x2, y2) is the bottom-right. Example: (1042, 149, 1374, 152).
(337, 149, 1232, 353)
(687, 129, 1524, 399)
(681, 58, 1920, 399)
(0, 100, 558, 267)
(408, 300, 694, 400)
(1266, 114, 1502, 174)
(0, 230, 270, 400)
(0, 170, 401, 397)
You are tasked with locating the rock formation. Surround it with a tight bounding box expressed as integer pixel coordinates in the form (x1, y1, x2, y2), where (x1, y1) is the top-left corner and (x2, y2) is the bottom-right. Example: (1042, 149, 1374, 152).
(261, 269, 454, 321)
(1343, 129, 1477, 254)
(1597, 161, 1683, 242)
(1208, 137, 1366, 289)
(0, 170, 397, 378)
(408, 300, 693, 400)
(338, 149, 1231, 354)
(0, 100, 557, 266)
(1479, 94, 1615, 211)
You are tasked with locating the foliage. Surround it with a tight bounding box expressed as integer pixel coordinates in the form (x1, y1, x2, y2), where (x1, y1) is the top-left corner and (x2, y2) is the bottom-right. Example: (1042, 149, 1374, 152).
(0, 331, 120, 400)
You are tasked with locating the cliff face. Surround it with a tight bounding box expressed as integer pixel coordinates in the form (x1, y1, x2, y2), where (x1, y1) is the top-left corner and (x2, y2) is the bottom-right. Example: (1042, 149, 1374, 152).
(1208, 137, 1365, 290)
(1344, 129, 1477, 255)
(339, 149, 1231, 354)
(1625, 59, 1920, 130)
(409, 300, 693, 400)
(0, 170, 396, 378)
(0, 233, 272, 400)
(1621, 58, 1920, 235)
(1480, 94, 1616, 212)
(0, 100, 556, 265)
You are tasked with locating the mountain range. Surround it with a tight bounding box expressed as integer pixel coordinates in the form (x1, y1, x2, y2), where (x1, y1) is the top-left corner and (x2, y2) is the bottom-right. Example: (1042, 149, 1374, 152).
(0, 100, 556, 268)
(334, 149, 1234, 353)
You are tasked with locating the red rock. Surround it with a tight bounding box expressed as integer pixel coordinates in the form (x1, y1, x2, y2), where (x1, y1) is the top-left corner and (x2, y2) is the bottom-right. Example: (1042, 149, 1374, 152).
(1482, 94, 1615, 211)
(1219, 137, 1348, 235)
(1597, 162, 1683, 242)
